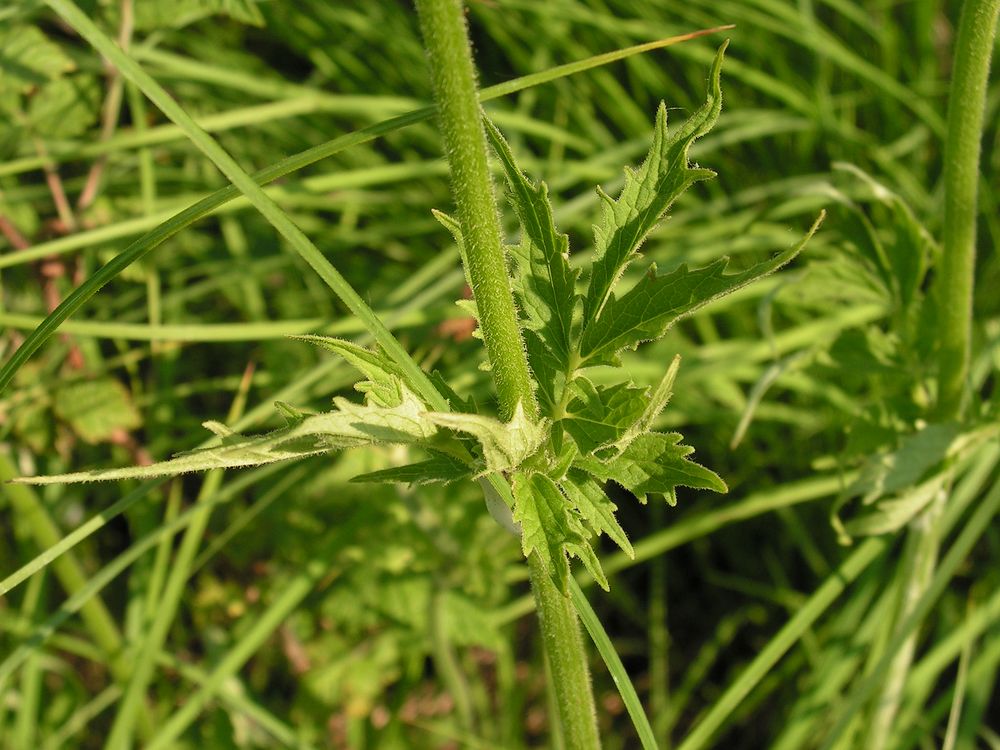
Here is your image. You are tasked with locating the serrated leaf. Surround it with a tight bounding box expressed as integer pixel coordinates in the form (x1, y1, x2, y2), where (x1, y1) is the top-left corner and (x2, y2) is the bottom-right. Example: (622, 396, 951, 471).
(0, 26, 74, 97)
(581, 43, 726, 329)
(513, 472, 607, 591)
(14, 386, 437, 484)
(28, 75, 100, 138)
(293, 336, 409, 408)
(432, 208, 475, 292)
(484, 116, 578, 371)
(52, 378, 142, 444)
(351, 451, 472, 485)
(561, 469, 633, 558)
(560, 378, 648, 454)
(616, 355, 680, 451)
(428, 402, 545, 473)
(580, 214, 821, 364)
(524, 329, 562, 416)
(575, 432, 726, 504)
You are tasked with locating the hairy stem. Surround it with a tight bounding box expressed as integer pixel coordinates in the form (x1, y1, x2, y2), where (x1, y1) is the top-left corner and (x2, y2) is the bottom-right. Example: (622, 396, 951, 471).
(870, 1, 998, 745)
(414, 0, 536, 423)
(935, 0, 999, 420)
(413, 0, 599, 745)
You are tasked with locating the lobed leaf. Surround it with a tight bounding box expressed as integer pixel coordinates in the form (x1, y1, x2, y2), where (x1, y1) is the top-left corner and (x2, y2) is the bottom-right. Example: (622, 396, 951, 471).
(513, 471, 608, 591)
(561, 469, 634, 559)
(579, 216, 821, 364)
(0, 26, 74, 96)
(560, 378, 648, 454)
(53, 377, 142, 444)
(615, 355, 680, 451)
(575, 432, 726, 506)
(293, 335, 411, 407)
(13, 386, 437, 485)
(484, 116, 578, 373)
(581, 42, 726, 329)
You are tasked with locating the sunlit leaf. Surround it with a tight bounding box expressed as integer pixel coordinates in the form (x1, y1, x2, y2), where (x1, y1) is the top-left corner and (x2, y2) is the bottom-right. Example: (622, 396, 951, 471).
(580, 43, 726, 329)
(485, 116, 578, 371)
(575, 431, 726, 505)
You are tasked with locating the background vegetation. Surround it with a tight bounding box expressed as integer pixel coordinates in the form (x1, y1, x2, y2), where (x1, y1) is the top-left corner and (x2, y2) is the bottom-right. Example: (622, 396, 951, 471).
(0, 0, 997, 748)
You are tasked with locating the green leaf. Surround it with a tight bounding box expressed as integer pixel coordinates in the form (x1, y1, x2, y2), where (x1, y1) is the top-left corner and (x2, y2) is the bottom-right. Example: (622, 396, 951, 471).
(523, 328, 562, 417)
(580, 214, 821, 364)
(133, 0, 265, 29)
(560, 378, 648, 454)
(830, 422, 999, 542)
(575, 432, 726, 505)
(561, 469, 634, 559)
(351, 451, 472, 485)
(14, 386, 437, 484)
(428, 402, 546, 473)
(616, 355, 679, 451)
(53, 378, 142, 444)
(0, 26, 74, 97)
(484, 116, 578, 371)
(581, 43, 726, 330)
(431, 208, 475, 292)
(293, 336, 411, 408)
(429, 370, 476, 413)
(513, 472, 608, 591)
(28, 74, 100, 138)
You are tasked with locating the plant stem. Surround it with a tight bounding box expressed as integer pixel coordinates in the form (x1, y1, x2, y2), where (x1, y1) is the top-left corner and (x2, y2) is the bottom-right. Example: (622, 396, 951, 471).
(935, 0, 1000, 421)
(414, 0, 536, 423)
(532, 555, 601, 749)
(413, 0, 599, 745)
(870, 1, 998, 745)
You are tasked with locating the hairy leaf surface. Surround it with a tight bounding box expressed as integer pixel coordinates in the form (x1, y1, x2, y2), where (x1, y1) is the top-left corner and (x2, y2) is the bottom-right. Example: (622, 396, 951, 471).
(575, 432, 726, 505)
(293, 336, 412, 407)
(428, 403, 546, 473)
(14, 386, 437, 484)
(485, 116, 578, 371)
(579, 218, 820, 364)
(513, 471, 607, 591)
(561, 470, 634, 559)
(581, 43, 726, 329)
(561, 379, 648, 454)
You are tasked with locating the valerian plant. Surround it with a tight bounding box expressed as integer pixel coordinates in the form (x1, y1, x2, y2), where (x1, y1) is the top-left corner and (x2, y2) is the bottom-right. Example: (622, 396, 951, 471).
(15, 44, 820, 596)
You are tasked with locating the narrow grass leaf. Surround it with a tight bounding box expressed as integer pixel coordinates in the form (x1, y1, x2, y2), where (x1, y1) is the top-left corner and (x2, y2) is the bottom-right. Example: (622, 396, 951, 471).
(569, 578, 658, 750)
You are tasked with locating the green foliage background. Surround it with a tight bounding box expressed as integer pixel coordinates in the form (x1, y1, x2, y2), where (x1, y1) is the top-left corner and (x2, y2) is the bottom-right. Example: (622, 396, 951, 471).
(0, 0, 997, 748)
